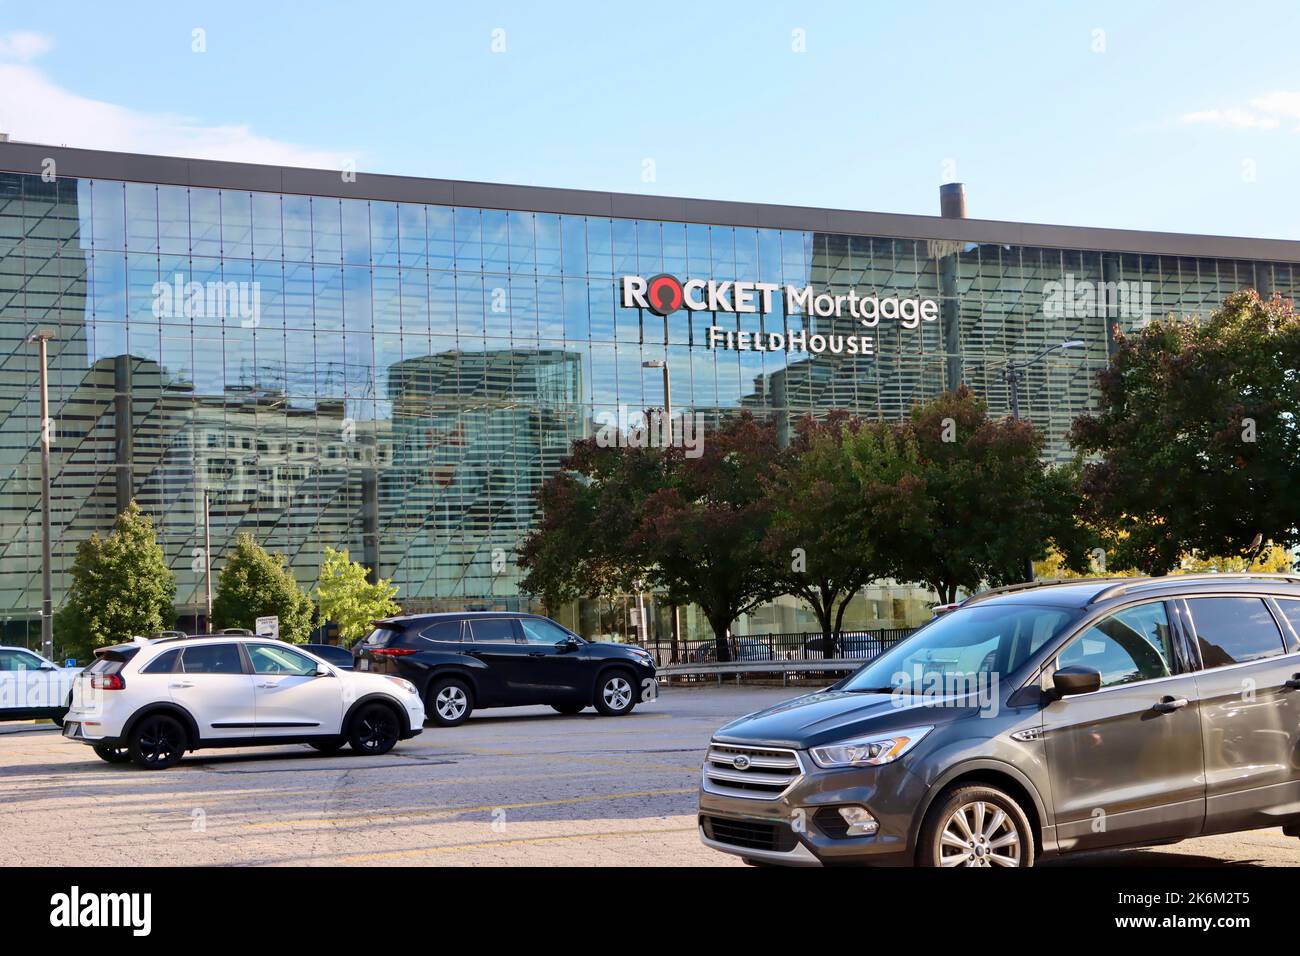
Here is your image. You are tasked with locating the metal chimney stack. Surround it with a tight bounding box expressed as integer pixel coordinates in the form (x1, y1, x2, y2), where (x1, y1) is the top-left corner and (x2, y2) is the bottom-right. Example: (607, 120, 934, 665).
(939, 182, 966, 218)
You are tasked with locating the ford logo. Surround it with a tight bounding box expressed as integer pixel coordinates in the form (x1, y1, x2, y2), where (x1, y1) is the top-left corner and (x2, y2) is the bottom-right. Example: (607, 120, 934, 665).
(733, 754, 751, 770)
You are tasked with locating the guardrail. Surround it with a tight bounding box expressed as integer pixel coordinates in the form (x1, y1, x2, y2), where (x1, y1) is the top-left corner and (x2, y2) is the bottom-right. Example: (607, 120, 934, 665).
(640, 627, 914, 667)
(657, 658, 866, 687)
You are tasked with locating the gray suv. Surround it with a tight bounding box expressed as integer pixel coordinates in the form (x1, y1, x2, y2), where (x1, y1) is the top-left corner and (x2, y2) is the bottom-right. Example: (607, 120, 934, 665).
(699, 574, 1300, 866)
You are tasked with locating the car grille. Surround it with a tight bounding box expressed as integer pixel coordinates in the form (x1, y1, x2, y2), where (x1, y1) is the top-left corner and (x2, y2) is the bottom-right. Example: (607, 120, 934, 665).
(700, 815, 799, 852)
(703, 742, 803, 800)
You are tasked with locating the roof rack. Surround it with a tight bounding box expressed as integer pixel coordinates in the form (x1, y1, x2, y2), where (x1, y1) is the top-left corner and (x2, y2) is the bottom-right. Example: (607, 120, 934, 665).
(1088, 572, 1300, 605)
(960, 577, 1133, 608)
(215, 627, 255, 636)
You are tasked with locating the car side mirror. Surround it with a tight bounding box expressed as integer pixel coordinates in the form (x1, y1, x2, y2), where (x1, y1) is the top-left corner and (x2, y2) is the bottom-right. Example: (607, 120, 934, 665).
(315, 664, 333, 677)
(555, 637, 579, 653)
(1052, 664, 1101, 698)
(39, 662, 56, 671)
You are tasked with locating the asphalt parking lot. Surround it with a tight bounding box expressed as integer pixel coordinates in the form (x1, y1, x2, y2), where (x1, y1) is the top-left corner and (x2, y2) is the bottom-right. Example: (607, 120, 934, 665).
(2, 684, 1298, 867)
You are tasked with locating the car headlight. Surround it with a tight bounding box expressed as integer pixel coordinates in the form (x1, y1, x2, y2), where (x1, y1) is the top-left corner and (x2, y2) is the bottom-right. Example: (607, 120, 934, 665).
(385, 677, 418, 696)
(629, 649, 654, 665)
(808, 726, 932, 769)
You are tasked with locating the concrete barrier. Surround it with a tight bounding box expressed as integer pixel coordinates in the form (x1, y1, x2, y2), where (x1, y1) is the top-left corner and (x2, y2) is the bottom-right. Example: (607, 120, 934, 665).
(657, 658, 865, 687)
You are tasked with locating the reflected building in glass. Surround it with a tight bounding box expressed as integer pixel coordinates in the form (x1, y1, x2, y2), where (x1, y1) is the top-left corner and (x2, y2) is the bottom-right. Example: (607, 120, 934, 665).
(1, 142, 1298, 643)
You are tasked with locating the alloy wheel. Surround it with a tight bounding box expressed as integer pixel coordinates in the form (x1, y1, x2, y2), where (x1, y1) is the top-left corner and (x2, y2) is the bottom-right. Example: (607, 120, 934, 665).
(938, 800, 1022, 867)
(436, 685, 468, 721)
(137, 718, 181, 767)
(602, 676, 632, 711)
(356, 710, 397, 752)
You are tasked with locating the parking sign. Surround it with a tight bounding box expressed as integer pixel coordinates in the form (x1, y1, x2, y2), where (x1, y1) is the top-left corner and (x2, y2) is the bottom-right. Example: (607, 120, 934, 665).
(255, 616, 279, 640)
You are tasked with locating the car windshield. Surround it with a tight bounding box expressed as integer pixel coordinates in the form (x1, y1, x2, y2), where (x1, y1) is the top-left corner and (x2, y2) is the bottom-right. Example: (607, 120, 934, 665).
(840, 603, 1080, 694)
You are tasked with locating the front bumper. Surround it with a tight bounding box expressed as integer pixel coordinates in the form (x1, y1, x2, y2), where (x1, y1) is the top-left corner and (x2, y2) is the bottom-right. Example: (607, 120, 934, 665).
(697, 750, 929, 866)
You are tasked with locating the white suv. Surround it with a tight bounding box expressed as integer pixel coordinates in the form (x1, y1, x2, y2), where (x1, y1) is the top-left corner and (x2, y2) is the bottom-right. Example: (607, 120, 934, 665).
(0, 646, 79, 724)
(62, 634, 425, 769)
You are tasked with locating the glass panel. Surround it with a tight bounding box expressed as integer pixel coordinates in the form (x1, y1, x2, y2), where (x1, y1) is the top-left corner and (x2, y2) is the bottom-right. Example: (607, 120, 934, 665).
(1058, 602, 1174, 688)
(1188, 597, 1286, 667)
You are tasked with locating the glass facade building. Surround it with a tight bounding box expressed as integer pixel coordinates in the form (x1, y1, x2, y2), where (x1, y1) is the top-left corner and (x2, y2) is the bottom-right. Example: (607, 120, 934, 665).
(2, 142, 1299, 644)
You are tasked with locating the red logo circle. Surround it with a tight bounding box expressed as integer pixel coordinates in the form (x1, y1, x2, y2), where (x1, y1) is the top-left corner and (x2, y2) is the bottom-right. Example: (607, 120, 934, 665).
(646, 274, 684, 315)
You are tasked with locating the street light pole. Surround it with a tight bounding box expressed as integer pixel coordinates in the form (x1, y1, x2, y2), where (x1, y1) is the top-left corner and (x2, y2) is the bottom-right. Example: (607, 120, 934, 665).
(642, 359, 680, 662)
(203, 490, 214, 628)
(1003, 339, 1085, 583)
(28, 329, 56, 659)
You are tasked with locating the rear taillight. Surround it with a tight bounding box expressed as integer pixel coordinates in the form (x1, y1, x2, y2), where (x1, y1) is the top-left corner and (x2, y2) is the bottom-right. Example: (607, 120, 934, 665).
(370, 647, 417, 657)
(91, 673, 125, 690)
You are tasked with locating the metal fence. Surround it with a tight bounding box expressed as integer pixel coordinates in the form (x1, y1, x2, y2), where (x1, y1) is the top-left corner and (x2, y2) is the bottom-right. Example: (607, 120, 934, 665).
(638, 628, 915, 667)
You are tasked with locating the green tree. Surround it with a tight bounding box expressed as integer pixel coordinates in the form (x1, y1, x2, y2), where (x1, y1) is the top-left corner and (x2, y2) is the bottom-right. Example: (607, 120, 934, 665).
(520, 413, 781, 662)
(211, 533, 314, 643)
(633, 413, 783, 662)
(314, 546, 400, 645)
(891, 387, 1091, 603)
(1071, 290, 1300, 572)
(764, 413, 914, 649)
(54, 502, 176, 661)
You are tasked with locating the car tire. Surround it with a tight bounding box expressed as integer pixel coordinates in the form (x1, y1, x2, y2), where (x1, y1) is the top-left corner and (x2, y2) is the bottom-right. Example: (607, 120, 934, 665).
(348, 703, 401, 756)
(92, 743, 131, 764)
(427, 677, 473, 727)
(308, 738, 347, 754)
(127, 714, 188, 770)
(592, 669, 637, 717)
(551, 703, 585, 715)
(917, 784, 1035, 867)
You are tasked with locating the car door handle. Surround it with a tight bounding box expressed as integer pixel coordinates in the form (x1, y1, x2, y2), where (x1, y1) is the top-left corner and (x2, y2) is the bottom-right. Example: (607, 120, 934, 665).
(256, 681, 279, 688)
(1153, 696, 1189, 713)
(528, 651, 546, 657)
(169, 681, 194, 689)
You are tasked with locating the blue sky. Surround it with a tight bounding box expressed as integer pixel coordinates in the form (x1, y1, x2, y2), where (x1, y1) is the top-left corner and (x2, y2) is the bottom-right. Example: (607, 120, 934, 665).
(2, 0, 1299, 238)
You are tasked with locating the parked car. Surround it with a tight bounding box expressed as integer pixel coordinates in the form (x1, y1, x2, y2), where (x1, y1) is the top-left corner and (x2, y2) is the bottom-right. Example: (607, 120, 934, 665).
(0, 646, 79, 724)
(302, 643, 354, 670)
(689, 639, 774, 663)
(800, 634, 880, 660)
(353, 612, 657, 726)
(61, 634, 424, 769)
(699, 574, 1300, 867)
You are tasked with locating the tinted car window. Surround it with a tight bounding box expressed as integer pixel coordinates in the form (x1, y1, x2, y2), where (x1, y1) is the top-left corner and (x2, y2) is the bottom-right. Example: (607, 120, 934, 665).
(0, 650, 43, 670)
(519, 618, 570, 645)
(841, 604, 1077, 693)
(248, 644, 317, 676)
(306, 645, 353, 667)
(1272, 599, 1300, 647)
(181, 643, 244, 674)
(141, 648, 181, 674)
(1058, 603, 1174, 688)
(420, 621, 464, 643)
(468, 619, 518, 643)
(1188, 597, 1286, 667)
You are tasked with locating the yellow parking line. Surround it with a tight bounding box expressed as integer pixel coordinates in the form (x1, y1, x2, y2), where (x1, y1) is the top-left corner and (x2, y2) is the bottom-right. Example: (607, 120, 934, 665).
(328, 825, 698, 863)
(245, 787, 696, 830)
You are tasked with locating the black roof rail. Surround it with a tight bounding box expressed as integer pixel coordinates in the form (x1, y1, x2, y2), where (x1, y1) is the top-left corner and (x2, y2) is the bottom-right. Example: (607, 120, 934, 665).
(1088, 572, 1300, 605)
(215, 627, 255, 636)
(960, 577, 1133, 608)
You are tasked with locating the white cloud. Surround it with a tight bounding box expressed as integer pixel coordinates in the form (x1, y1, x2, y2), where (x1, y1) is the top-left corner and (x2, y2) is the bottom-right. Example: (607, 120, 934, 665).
(0, 30, 54, 62)
(0, 32, 356, 169)
(1180, 92, 1300, 131)
(1248, 91, 1300, 121)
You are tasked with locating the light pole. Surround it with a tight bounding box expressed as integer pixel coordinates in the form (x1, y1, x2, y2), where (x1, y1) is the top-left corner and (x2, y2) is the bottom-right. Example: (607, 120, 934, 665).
(203, 489, 214, 628)
(1003, 339, 1085, 582)
(642, 359, 679, 662)
(28, 329, 56, 659)
(1003, 339, 1085, 422)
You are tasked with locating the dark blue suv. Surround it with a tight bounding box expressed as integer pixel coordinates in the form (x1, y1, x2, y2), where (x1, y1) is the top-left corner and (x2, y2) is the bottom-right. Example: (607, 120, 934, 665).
(353, 612, 658, 726)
